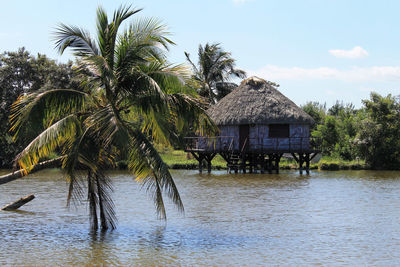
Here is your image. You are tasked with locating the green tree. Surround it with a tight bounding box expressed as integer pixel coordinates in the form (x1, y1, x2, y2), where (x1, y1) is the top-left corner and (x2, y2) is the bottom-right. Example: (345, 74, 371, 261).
(185, 43, 246, 104)
(312, 115, 339, 155)
(10, 6, 214, 231)
(355, 92, 400, 169)
(301, 101, 326, 126)
(0, 48, 78, 167)
(327, 101, 358, 160)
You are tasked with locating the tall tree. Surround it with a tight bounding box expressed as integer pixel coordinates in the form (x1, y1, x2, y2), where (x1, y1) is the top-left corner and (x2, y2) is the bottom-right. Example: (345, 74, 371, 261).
(10, 5, 214, 231)
(185, 43, 246, 104)
(0, 48, 78, 167)
(355, 92, 400, 169)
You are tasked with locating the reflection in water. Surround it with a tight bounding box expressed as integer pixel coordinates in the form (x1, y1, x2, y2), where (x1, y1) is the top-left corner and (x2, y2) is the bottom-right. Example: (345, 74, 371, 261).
(0, 169, 400, 265)
(1, 209, 37, 215)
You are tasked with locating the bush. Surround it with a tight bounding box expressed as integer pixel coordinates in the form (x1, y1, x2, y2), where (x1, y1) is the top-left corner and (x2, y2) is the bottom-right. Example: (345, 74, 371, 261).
(319, 161, 340, 170)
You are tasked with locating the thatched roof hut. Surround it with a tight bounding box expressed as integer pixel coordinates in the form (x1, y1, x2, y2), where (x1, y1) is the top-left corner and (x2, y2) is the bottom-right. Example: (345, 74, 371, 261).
(185, 76, 318, 174)
(208, 76, 314, 125)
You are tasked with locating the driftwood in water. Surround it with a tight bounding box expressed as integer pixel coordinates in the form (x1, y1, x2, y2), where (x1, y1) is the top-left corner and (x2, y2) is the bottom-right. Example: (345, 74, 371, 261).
(0, 157, 62, 185)
(1, 194, 35, 210)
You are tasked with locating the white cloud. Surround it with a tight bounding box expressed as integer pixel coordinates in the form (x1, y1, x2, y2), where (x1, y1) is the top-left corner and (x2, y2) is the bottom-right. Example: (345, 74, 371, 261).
(249, 65, 400, 82)
(232, 0, 253, 5)
(329, 46, 368, 59)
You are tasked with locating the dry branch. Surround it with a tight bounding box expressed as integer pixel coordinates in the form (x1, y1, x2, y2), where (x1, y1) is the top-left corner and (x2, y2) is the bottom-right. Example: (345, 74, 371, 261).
(1, 194, 35, 210)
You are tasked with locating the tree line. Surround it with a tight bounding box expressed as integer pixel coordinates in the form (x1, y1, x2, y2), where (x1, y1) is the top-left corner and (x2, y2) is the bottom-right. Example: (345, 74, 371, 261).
(302, 94, 400, 170)
(1, 48, 399, 171)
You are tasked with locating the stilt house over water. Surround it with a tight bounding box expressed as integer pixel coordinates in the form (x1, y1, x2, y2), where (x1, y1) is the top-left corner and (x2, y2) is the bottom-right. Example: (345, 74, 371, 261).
(185, 76, 319, 174)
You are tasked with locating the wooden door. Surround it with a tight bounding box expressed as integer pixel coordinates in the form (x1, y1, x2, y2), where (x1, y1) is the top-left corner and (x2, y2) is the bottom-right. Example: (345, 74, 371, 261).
(239, 124, 250, 151)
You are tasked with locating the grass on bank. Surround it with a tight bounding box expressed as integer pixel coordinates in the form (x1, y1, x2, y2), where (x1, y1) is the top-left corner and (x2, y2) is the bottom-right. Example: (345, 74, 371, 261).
(115, 144, 367, 171)
(156, 147, 368, 171)
(317, 156, 366, 170)
(157, 146, 226, 169)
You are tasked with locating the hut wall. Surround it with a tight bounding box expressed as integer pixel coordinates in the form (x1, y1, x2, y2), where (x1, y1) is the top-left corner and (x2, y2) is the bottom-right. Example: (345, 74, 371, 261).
(248, 124, 310, 151)
(249, 125, 268, 150)
(220, 126, 239, 150)
(289, 124, 310, 150)
(195, 124, 310, 151)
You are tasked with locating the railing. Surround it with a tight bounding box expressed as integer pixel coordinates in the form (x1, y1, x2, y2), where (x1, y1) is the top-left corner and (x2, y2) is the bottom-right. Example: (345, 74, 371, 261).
(185, 136, 320, 153)
(184, 136, 236, 152)
(250, 137, 309, 151)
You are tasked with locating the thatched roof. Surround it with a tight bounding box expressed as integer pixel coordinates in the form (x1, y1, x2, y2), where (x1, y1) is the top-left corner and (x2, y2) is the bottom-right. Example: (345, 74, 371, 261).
(208, 76, 315, 125)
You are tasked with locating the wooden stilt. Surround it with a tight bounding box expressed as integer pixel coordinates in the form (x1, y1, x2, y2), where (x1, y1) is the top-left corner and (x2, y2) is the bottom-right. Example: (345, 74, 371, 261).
(199, 154, 205, 173)
(299, 153, 304, 175)
(199, 159, 203, 173)
(274, 153, 282, 174)
(202, 153, 216, 174)
(268, 154, 273, 174)
(241, 154, 246, 173)
(249, 155, 253, 173)
(305, 153, 310, 175)
(261, 155, 265, 174)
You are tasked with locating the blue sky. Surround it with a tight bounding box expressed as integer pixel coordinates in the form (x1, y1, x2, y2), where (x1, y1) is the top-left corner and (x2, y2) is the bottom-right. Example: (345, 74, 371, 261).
(1, 0, 399, 107)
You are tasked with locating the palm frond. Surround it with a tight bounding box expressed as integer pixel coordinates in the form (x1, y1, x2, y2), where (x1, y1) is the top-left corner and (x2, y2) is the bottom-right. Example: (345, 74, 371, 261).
(84, 105, 130, 149)
(54, 24, 99, 57)
(10, 89, 89, 139)
(16, 114, 80, 173)
(97, 5, 142, 69)
(129, 17, 174, 50)
(127, 127, 184, 219)
(63, 127, 92, 207)
(184, 52, 200, 75)
(95, 169, 117, 230)
(168, 93, 218, 136)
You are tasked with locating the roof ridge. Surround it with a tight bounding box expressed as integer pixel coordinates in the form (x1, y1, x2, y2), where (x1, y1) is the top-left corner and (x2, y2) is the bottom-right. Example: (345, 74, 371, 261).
(208, 76, 315, 125)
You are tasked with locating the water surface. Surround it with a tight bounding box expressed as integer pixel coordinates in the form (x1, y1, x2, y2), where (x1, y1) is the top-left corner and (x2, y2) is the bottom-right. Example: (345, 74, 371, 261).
(1, 169, 400, 266)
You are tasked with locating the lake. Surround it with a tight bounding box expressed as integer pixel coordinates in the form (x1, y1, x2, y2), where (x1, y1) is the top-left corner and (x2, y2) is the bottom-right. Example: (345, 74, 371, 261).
(1, 169, 400, 266)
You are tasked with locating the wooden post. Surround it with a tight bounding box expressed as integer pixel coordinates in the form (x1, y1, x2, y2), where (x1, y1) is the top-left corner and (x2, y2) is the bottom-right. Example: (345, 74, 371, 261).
(261, 154, 265, 174)
(275, 154, 282, 174)
(299, 153, 304, 175)
(268, 154, 273, 174)
(305, 153, 310, 175)
(190, 152, 205, 173)
(241, 154, 246, 174)
(199, 154, 204, 173)
(1, 194, 35, 210)
(249, 155, 253, 173)
(201, 153, 216, 174)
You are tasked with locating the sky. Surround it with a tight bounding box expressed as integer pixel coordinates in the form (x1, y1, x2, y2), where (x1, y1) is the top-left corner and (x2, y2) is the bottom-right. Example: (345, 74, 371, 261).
(1, 0, 400, 108)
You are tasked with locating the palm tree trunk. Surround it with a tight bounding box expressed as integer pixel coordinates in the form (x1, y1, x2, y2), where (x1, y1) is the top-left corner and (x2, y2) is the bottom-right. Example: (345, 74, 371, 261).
(0, 157, 62, 185)
(87, 170, 98, 231)
(96, 173, 108, 231)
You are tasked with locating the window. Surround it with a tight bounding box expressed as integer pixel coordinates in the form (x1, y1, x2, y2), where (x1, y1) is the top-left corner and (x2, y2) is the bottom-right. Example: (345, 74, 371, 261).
(269, 124, 289, 138)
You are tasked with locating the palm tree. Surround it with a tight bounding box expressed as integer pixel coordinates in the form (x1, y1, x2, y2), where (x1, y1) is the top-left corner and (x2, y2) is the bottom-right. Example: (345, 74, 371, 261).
(185, 43, 246, 104)
(10, 5, 214, 231)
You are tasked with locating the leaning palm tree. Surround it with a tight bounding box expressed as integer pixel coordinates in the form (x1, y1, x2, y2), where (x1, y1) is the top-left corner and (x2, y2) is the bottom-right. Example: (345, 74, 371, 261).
(10, 5, 214, 231)
(185, 43, 246, 105)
